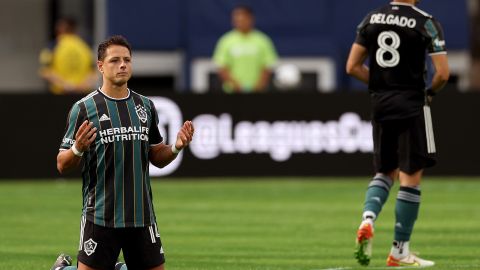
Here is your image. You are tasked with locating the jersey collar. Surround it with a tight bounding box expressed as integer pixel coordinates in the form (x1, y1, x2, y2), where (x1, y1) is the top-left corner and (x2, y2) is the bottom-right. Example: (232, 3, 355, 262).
(98, 88, 131, 101)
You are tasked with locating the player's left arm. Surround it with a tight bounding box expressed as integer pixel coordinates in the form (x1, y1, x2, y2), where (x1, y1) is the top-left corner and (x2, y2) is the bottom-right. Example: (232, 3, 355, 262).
(346, 43, 369, 84)
(149, 121, 194, 168)
(429, 54, 450, 92)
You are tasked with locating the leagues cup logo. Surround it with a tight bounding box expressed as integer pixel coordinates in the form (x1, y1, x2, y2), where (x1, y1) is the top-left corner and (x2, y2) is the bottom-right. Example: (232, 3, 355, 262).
(136, 105, 148, 123)
(149, 97, 184, 176)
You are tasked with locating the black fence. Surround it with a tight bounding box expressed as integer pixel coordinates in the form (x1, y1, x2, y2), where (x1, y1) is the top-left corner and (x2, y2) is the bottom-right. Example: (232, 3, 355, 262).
(1, 90, 478, 178)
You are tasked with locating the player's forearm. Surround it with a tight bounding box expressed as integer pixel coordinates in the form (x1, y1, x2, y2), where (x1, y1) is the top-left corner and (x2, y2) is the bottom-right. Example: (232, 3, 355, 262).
(431, 70, 450, 92)
(57, 149, 82, 174)
(346, 43, 369, 85)
(430, 54, 450, 92)
(149, 144, 178, 168)
(348, 65, 369, 85)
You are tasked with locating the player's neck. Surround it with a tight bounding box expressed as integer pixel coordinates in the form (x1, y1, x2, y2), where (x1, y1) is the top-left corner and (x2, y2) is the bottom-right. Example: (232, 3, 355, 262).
(100, 83, 129, 99)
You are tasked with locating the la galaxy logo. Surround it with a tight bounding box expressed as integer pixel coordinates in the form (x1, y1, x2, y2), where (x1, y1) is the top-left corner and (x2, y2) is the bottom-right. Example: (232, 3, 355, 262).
(84, 238, 97, 256)
(136, 104, 148, 123)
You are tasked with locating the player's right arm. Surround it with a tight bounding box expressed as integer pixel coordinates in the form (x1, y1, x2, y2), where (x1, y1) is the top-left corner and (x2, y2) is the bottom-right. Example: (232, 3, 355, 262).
(346, 43, 370, 84)
(57, 120, 97, 174)
(346, 13, 371, 85)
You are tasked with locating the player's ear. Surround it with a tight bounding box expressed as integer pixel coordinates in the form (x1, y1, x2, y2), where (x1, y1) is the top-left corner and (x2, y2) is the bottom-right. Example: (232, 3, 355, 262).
(97, 60, 104, 73)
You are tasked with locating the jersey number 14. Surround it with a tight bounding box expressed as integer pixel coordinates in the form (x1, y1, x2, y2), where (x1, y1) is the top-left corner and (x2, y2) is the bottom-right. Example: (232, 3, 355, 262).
(376, 31, 400, 68)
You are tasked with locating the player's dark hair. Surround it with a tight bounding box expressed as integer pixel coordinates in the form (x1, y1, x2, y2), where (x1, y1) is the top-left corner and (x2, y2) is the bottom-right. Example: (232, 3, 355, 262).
(234, 4, 254, 16)
(97, 35, 132, 61)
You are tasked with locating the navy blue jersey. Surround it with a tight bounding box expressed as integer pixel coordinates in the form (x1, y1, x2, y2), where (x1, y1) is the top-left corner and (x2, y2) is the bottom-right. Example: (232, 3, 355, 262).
(355, 2, 446, 120)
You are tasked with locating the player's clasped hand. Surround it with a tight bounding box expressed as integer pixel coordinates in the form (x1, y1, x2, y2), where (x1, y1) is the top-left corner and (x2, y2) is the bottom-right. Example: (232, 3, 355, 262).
(75, 120, 97, 152)
(175, 121, 194, 150)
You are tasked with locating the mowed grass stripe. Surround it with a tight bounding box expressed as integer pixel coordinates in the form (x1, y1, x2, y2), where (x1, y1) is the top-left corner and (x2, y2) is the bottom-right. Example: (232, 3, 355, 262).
(0, 178, 478, 270)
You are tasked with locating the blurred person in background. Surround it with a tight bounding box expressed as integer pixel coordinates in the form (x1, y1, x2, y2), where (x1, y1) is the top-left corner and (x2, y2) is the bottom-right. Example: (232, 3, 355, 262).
(213, 5, 278, 93)
(346, 0, 449, 267)
(39, 17, 97, 95)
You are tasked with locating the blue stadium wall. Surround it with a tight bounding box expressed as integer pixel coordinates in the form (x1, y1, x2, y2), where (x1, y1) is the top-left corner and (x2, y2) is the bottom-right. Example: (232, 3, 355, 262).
(1, 90, 478, 178)
(106, 0, 469, 52)
(106, 0, 470, 88)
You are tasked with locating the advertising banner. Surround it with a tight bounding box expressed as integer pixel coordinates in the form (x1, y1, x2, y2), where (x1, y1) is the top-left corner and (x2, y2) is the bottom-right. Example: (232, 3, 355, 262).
(0, 91, 478, 178)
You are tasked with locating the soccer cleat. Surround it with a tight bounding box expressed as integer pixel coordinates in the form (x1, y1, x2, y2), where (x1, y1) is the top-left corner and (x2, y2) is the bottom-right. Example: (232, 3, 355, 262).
(387, 253, 435, 267)
(51, 253, 73, 270)
(115, 262, 127, 270)
(354, 220, 374, 266)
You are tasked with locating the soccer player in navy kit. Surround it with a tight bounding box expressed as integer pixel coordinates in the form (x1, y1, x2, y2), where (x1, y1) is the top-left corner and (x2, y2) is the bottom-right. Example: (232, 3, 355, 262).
(346, 0, 449, 267)
(53, 36, 194, 270)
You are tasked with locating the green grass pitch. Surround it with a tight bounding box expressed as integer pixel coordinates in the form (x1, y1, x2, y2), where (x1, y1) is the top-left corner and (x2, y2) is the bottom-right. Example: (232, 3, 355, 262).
(0, 177, 479, 270)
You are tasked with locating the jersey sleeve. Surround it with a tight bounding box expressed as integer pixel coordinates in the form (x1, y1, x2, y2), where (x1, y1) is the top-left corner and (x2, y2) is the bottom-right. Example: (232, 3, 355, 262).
(148, 100, 163, 146)
(261, 35, 278, 68)
(212, 34, 230, 68)
(59, 102, 85, 150)
(354, 14, 371, 47)
(424, 18, 447, 55)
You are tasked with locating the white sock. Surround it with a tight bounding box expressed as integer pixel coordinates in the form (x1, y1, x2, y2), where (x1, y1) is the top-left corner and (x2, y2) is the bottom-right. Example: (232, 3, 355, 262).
(391, 240, 410, 259)
(362, 211, 376, 221)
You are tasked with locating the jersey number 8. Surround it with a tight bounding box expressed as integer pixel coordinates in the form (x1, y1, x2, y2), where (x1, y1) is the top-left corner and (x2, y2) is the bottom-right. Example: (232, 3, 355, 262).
(376, 31, 400, 68)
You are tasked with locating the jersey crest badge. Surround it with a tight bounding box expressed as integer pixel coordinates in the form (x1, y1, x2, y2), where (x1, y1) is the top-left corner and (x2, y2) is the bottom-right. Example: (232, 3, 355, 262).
(84, 238, 98, 256)
(136, 105, 148, 123)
